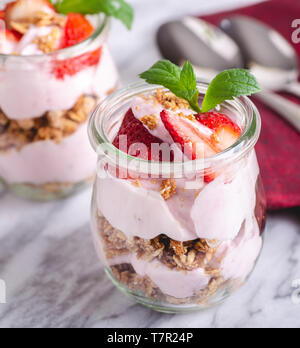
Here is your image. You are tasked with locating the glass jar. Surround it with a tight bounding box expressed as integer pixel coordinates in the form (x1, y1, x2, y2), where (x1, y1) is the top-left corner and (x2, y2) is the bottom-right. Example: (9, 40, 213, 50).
(88, 82, 267, 313)
(0, 14, 119, 200)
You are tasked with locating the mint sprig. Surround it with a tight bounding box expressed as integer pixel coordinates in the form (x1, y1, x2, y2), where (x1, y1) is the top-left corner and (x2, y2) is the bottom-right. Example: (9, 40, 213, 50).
(55, 0, 134, 30)
(140, 60, 201, 113)
(140, 60, 261, 113)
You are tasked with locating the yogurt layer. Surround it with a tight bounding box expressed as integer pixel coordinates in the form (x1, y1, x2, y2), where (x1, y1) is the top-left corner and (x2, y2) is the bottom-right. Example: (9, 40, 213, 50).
(216, 219, 262, 281)
(96, 150, 259, 242)
(0, 123, 96, 184)
(191, 151, 259, 240)
(0, 44, 118, 120)
(97, 170, 197, 242)
(132, 256, 210, 299)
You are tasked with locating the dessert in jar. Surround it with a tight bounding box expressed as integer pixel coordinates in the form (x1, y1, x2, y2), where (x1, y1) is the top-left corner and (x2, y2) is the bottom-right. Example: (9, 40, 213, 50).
(89, 62, 267, 313)
(0, 0, 121, 200)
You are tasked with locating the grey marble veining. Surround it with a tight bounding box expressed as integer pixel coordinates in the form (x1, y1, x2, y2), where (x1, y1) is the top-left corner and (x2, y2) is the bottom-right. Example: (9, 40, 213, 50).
(0, 0, 300, 328)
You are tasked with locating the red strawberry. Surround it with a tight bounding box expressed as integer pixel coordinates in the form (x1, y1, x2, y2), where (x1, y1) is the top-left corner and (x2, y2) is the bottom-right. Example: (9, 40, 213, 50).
(204, 171, 216, 183)
(52, 47, 102, 79)
(113, 108, 163, 161)
(196, 112, 241, 151)
(60, 13, 94, 49)
(53, 13, 98, 79)
(5, 0, 55, 27)
(0, 28, 20, 42)
(195, 112, 242, 183)
(214, 125, 242, 151)
(196, 112, 241, 133)
(161, 110, 217, 160)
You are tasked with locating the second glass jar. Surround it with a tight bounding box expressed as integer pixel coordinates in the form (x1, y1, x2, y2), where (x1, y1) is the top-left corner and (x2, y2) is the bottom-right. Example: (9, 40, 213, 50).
(0, 15, 118, 200)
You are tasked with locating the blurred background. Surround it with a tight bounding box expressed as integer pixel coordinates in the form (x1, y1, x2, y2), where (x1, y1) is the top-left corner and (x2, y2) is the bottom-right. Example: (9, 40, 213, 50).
(109, 0, 264, 84)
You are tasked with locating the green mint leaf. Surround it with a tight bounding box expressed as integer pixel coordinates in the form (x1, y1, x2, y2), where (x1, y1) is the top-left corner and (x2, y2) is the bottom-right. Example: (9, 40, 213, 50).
(178, 61, 200, 113)
(139, 60, 181, 91)
(55, 0, 134, 30)
(201, 69, 261, 113)
(140, 60, 201, 113)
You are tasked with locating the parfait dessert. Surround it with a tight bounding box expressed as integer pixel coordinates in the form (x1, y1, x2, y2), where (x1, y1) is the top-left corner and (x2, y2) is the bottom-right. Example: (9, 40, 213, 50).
(0, 0, 133, 200)
(89, 61, 267, 312)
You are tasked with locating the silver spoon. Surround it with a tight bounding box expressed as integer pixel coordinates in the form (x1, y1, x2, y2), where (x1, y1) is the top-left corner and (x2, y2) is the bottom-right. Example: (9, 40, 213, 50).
(156, 17, 300, 132)
(157, 17, 244, 70)
(220, 15, 300, 96)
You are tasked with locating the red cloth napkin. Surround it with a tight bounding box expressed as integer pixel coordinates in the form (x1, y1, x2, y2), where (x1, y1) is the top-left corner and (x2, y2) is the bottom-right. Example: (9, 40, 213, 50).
(200, 0, 300, 210)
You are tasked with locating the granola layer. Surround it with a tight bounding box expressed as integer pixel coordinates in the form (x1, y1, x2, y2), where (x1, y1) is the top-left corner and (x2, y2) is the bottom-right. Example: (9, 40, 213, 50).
(95, 208, 263, 305)
(0, 95, 97, 152)
(99, 213, 219, 273)
(96, 213, 231, 304)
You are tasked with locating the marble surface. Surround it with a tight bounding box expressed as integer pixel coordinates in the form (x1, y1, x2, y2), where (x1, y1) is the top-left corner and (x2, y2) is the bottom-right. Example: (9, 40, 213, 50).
(0, 0, 300, 328)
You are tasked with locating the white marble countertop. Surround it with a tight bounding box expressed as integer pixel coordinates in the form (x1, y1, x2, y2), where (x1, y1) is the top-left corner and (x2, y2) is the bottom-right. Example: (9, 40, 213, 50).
(0, 0, 300, 328)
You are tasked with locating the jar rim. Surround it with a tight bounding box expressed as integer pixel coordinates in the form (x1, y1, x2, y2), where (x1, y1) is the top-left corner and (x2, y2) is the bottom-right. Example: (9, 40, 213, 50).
(89, 80, 262, 176)
(0, 13, 110, 60)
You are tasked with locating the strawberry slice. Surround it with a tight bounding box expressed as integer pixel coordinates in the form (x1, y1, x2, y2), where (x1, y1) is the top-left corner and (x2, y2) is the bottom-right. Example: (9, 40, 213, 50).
(60, 13, 94, 49)
(0, 28, 20, 42)
(53, 13, 98, 79)
(52, 47, 102, 79)
(214, 125, 241, 151)
(161, 110, 216, 160)
(196, 112, 241, 133)
(195, 112, 241, 183)
(204, 171, 216, 183)
(196, 112, 241, 151)
(5, 0, 55, 27)
(113, 108, 163, 161)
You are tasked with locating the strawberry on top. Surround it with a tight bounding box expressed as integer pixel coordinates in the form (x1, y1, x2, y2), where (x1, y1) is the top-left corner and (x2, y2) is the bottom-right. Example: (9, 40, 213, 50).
(0, 0, 96, 55)
(4, 0, 56, 27)
(113, 89, 242, 163)
(60, 13, 94, 49)
(0, 0, 103, 78)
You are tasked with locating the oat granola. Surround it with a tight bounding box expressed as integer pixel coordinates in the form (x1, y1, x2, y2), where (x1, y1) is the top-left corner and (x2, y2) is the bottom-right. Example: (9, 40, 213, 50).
(9, 11, 66, 35)
(160, 179, 176, 200)
(156, 88, 190, 111)
(96, 213, 219, 272)
(95, 213, 232, 305)
(0, 95, 97, 152)
(140, 114, 158, 130)
(33, 27, 61, 53)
